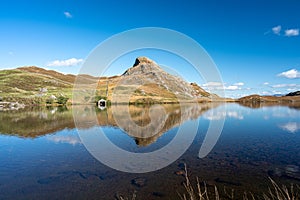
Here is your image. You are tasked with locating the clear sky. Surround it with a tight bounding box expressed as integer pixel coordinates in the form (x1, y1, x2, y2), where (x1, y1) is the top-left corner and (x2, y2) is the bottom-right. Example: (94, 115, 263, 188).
(1, 0, 300, 97)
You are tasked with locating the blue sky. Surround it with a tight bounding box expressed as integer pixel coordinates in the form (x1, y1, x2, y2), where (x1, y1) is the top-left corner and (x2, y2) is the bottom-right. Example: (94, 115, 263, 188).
(1, 0, 300, 97)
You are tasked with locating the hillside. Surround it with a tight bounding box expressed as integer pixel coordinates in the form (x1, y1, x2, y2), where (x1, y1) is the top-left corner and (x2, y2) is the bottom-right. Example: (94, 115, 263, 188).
(0, 66, 114, 105)
(0, 67, 74, 105)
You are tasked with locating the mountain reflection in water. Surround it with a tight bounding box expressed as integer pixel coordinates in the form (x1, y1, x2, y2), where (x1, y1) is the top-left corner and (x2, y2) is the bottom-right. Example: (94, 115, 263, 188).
(0, 103, 221, 146)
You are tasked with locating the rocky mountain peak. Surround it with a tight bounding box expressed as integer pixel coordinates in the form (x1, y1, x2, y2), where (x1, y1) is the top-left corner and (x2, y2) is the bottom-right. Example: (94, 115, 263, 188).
(133, 56, 157, 67)
(122, 57, 162, 76)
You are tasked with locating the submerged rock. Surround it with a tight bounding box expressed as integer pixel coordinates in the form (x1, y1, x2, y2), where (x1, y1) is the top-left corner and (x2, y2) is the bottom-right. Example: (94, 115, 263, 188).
(131, 177, 147, 187)
(152, 191, 165, 197)
(268, 165, 300, 181)
(214, 177, 241, 186)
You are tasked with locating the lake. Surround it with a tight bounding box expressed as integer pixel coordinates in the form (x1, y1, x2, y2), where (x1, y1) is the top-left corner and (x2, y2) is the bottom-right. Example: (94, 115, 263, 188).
(0, 103, 300, 199)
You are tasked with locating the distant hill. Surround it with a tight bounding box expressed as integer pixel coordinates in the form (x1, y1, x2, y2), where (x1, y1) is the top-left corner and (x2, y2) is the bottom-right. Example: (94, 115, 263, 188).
(238, 94, 300, 102)
(237, 94, 300, 109)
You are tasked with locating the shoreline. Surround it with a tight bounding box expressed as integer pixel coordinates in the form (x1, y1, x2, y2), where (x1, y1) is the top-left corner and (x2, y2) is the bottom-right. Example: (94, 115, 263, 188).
(1, 98, 300, 112)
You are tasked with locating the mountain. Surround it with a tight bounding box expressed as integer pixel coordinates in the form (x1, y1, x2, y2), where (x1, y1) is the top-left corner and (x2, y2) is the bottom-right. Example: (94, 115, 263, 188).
(95, 57, 215, 104)
(1, 57, 215, 105)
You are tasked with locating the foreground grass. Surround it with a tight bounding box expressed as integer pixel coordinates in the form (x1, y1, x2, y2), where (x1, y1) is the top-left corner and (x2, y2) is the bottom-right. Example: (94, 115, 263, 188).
(116, 165, 300, 200)
(263, 179, 300, 200)
(179, 165, 299, 200)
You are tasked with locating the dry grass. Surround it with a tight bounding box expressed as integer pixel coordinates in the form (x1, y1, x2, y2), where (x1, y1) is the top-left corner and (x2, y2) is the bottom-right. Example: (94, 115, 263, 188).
(180, 164, 300, 200)
(263, 178, 300, 200)
(179, 164, 219, 200)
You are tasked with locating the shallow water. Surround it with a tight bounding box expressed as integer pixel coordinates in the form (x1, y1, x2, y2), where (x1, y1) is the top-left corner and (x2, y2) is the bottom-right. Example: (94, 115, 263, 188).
(0, 103, 300, 199)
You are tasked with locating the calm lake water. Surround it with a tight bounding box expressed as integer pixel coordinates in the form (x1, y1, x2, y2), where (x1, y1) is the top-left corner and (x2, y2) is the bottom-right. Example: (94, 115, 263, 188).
(0, 103, 300, 199)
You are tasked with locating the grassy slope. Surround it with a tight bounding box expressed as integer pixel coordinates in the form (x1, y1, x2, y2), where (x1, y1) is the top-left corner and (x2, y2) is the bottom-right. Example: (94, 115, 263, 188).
(1, 66, 201, 104)
(97, 77, 180, 103)
(0, 67, 73, 104)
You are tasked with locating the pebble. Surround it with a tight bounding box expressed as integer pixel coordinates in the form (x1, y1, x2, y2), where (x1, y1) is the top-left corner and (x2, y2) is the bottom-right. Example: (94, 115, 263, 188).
(175, 170, 185, 176)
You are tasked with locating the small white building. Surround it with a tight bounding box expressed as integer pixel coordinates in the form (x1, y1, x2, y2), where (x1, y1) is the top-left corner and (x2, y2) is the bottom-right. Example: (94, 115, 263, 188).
(98, 99, 106, 110)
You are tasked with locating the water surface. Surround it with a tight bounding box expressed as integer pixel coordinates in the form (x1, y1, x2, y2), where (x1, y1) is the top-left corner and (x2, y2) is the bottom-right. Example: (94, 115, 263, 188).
(0, 103, 300, 199)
